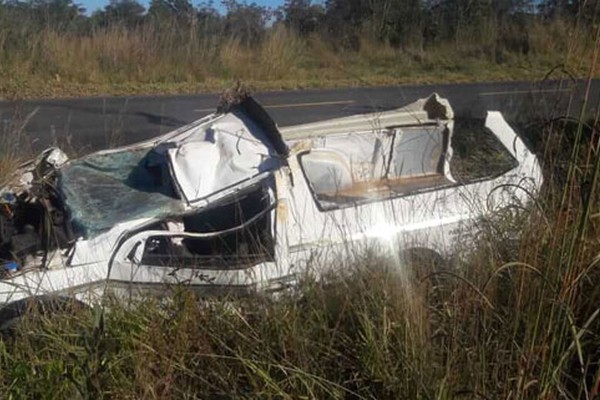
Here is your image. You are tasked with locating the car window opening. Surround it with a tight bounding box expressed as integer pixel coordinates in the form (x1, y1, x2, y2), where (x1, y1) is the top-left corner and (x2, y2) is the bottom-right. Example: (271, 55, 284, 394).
(449, 119, 518, 182)
(299, 126, 452, 209)
(141, 182, 275, 268)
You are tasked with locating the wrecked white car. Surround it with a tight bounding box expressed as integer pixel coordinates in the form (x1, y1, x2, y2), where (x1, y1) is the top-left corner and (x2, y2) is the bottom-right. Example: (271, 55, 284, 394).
(0, 94, 542, 311)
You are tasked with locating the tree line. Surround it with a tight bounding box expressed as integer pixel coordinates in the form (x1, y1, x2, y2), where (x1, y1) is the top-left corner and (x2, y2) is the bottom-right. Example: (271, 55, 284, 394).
(0, 0, 596, 50)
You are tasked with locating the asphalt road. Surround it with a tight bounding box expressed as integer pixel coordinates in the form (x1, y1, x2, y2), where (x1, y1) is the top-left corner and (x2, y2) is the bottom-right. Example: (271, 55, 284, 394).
(0, 79, 598, 152)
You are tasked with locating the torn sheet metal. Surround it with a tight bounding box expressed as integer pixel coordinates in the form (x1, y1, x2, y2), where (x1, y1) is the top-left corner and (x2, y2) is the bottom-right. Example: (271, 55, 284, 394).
(0, 147, 68, 196)
(279, 93, 454, 140)
(162, 112, 283, 204)
(0, 93, 542, 309)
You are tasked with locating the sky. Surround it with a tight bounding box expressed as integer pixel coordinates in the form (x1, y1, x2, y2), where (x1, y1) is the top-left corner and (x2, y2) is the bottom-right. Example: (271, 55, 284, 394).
(82, 0, 285, 13)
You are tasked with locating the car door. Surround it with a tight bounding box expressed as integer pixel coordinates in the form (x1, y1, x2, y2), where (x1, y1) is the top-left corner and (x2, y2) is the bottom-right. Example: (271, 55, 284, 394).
(105, 175, 295, 297)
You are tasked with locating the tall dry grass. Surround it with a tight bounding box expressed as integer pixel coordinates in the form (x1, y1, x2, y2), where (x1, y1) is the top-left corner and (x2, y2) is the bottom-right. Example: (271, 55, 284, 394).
(0, 185, 599, 399)
(220, 26, 305, 80)
(0, 19, 594, 98)
(0, 106, 37, 187)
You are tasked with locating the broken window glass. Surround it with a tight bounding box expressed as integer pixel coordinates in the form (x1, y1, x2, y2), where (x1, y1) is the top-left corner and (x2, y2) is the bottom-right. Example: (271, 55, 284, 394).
(59, 148, 184, 238)
(140, 182, 275, 269)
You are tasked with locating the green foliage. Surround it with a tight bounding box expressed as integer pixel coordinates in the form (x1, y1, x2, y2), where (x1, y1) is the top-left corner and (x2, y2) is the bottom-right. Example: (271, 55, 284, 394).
(0, 0, 596, 97)
(0, 0, 594, 50)
(92, 0, 146, 28)
(322, 0, 425, 48)
(0, 0, 86, 31)
(148, 0, 193, 20)
(222, 0, 270, 46)
(277, 0, 324, 37)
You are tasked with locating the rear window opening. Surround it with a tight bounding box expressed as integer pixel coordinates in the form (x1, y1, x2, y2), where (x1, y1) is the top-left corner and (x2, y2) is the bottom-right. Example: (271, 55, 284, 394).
(140, 182, 275, 269)
(450, 118, 517, 182)
(299, 125, 452, 209)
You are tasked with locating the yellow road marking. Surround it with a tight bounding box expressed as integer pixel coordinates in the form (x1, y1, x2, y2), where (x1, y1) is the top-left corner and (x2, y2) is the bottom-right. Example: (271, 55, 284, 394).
(479, 88, 572, 96)
(194, 99, 354, 113)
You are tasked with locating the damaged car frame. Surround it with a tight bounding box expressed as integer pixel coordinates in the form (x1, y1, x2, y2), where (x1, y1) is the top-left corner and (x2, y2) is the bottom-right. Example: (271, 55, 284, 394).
(0, 94, 542, 313)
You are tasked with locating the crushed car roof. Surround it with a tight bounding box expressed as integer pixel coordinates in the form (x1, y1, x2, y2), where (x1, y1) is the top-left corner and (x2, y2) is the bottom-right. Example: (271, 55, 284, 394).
(59, 96, 288, 238)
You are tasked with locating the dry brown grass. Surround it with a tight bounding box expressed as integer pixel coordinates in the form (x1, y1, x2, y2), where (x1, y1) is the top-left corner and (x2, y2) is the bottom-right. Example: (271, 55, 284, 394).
(0, 107, 36, 186)
(0, 20, 595, 99)
(260, 25, 305, 80)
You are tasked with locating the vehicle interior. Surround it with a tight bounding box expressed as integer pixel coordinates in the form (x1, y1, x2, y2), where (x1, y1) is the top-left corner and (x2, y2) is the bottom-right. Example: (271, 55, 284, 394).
(299, 120, 518, 210)
(299, 125, 452, 208)
(140, 180, 276, 269)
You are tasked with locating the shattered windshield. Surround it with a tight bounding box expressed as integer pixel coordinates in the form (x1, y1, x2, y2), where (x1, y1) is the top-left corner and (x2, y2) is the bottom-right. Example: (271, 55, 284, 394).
(59, 148, 184, 238)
